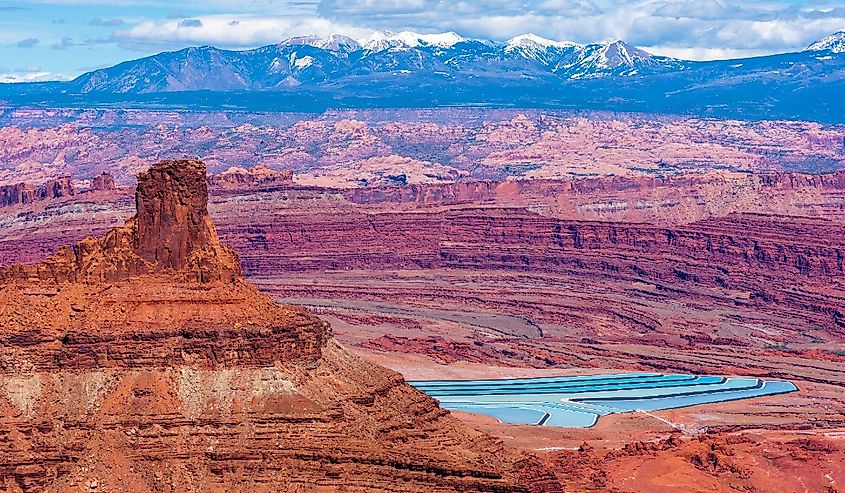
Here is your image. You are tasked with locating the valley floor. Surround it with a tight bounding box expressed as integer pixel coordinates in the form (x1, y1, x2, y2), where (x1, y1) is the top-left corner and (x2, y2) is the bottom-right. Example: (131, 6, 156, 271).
(254, 270, 845, 492)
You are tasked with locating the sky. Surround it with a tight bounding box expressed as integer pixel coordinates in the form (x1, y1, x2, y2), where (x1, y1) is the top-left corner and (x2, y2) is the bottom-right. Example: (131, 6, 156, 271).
(1, 0, 844, 82)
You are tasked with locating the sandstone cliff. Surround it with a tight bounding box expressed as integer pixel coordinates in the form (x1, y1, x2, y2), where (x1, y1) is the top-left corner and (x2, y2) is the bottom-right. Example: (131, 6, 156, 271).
(90, 172, 116, 192)
(1, 160, 240, 284)
(0, 177, 74, 208)
(0, 160, 559, 492)
(208, 165, 293, 190)
(344, 170, 845, 224)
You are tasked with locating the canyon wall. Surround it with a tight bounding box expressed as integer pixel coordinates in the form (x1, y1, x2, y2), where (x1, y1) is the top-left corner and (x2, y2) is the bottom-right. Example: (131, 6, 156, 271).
(228, 208, 844, 281)
(0, 160, 561, 492)
(0, 177, 74, 208)
(346, 170, 845, 206)
(2, 168, 844, 343)
(345, 170, 845, 224)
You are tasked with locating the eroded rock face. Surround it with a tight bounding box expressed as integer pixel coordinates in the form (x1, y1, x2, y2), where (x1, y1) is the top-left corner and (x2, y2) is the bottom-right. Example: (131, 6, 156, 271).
(208, 164, 294, 190)
(0, 159, 556, 492)
(2, 111, 845, 187)
(90, 172, 116, 192)
(134, 159, 215, 271)
(545, 433, 845, 493)
(0, 177, 74, 208)
(0, 159, 241, 283)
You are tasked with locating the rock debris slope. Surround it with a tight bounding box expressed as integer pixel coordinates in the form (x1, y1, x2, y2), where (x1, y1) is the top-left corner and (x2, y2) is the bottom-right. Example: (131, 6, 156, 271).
(0, 159, 560, 492)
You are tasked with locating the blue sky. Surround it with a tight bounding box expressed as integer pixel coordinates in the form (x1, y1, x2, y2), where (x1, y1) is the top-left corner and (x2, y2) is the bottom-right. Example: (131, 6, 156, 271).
(1, 0, 844, 82)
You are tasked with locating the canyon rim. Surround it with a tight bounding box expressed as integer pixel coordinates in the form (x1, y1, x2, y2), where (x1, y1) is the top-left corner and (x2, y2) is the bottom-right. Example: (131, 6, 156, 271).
(2, 4, 845, 492)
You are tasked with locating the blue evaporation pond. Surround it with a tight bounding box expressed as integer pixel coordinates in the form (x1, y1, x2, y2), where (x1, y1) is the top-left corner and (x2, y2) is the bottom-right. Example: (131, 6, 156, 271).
(413, 374, 701, 396)
(409, 373, 797, 428)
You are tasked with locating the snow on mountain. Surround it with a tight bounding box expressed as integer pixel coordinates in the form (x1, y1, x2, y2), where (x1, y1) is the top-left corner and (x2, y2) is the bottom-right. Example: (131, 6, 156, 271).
(290, 54, 315, 70)
(505, 34, 580, 51)
(279, 34, 362, 53)
(596, 40, 654, 68)
(271, 32, 676, 77)
(66, 30, 845, 96)
(806, 31, 845, 53)
(503, 34, 581, 66)
(419, 32, 470, 48)
(360, 31, 468, 52)
(553, 39, 683, 78)
(318, 34, 363, 53)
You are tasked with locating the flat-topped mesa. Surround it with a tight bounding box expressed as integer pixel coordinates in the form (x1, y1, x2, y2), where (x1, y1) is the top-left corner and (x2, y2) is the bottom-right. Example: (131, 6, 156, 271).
(208, 164, 295, 190)
(1, 159, 240, 283)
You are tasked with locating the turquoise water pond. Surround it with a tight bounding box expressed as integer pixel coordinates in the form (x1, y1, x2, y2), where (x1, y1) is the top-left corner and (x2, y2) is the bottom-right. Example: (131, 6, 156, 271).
(409, 373, 797, 428)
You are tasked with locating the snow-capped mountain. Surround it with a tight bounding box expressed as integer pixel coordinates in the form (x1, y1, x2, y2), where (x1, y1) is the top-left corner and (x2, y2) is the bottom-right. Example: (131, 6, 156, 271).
(806, 31, 845, 53)
(69, 31, 687, 93)
(279, 34, 362, 54)
(505, 33, 580, 51)
(54, 30, 845, 124)
(503, 34, 581, 67)
(360, 31, 469, 52)
(557, 40, 685, 78)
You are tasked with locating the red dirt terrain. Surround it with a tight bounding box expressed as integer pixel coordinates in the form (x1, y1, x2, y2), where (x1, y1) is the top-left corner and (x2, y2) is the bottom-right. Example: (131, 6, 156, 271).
(3, 166, 845, 491)
(544, 432, 845, 492)
(1, 110, 843, 186)
(3, 110, 845, 491)
(0, 160, 561, 492)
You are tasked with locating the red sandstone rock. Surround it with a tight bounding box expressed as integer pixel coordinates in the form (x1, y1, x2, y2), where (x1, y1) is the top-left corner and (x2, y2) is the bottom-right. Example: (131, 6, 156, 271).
(208, 164, 293, 190)
(134, 159, 221, 273)
(3, 168, 844, 342)
(2, 111, 844, 187)
(0, 177, 74, 208)
(345, 170, 845, 224)
(0, 159, 559, 492)
(545, 433, 845, 492)
(90, 172, 116, 192)
(1, 160, 240, 283)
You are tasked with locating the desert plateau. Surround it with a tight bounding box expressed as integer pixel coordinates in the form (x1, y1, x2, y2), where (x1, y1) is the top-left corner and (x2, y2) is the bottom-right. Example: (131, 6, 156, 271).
(1, 107, 845, 491)
(2, 5, 845, 492)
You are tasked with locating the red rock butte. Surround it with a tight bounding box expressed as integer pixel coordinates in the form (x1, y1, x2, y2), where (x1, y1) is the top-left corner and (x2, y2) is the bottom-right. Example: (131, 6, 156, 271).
(1, 160, 240, 284)
(0, 160, 560, 492)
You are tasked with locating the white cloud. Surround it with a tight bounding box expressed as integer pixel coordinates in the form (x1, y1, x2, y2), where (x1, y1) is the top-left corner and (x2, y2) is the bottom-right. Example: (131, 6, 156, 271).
(0, 70, 70, 82)
(645, 46, 773, 60)
(115, 14, 373, 49)
(312, 0, 845, 53)
(97, 0, 845, 58)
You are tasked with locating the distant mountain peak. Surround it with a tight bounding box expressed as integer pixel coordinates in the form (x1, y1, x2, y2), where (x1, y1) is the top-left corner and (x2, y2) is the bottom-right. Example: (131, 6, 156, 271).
(418, 31, 469, 47)
(504, 34, 580, 50)
(503, 34, 581, 66)
(360, 30, 469, 51)
(595, 39, 654, 65)
(279, 34, 362, 53)
(551, 38, 666, 79)
(807, 31, 845, 53)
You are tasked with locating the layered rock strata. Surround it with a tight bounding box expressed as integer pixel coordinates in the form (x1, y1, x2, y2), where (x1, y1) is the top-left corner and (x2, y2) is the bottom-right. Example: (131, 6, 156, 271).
(0, 178, 74, 208)
(0, 160, 559, 492)
(1, 160, 239, 284)
(344, 170, 845, 223)
(208, 165, 294, 190)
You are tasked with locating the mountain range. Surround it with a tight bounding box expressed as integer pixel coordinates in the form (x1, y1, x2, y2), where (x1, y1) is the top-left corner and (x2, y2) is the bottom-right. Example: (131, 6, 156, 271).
(66, 32, 694, 93)
(2, 30, 845, 122)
